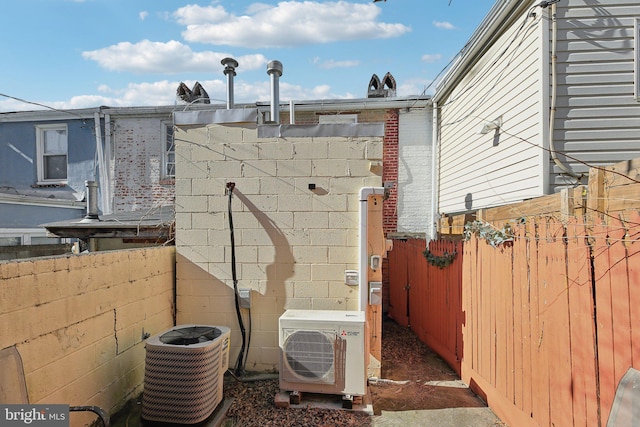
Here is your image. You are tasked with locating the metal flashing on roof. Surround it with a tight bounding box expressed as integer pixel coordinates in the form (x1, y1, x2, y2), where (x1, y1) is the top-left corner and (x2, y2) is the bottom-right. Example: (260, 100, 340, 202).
(174, 108, 258, 125)
(42, 206, 174, 240)
(0, 192, 85, 209)
(257, 123, 385, 138)
(256, 96, 431, 112)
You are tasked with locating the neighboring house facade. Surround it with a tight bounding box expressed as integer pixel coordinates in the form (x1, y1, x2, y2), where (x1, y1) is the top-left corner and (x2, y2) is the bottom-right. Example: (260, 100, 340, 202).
(432, 0, 640, 216)
(0, 108, 96, 246)
(106, 106, 178, 213)
(173, 93, 431, 372)
(0, 105, 203, 253)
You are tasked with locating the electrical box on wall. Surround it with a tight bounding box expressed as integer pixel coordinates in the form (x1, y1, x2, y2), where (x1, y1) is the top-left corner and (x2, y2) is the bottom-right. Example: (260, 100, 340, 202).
(369, 282, 382, 306)
(344, 270, 359, 286)
(370, 255, 381, 271)
(239, 289, 251, 308)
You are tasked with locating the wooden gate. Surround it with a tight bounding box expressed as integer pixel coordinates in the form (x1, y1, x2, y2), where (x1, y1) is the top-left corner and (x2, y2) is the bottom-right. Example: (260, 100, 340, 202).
(387, 238, 463, 374)
(387, 238, 416, 328)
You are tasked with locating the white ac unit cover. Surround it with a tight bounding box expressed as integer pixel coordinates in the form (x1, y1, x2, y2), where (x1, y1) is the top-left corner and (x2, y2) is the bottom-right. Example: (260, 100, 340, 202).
(141, 324, 230, 425)
(279, 310, 366, 396)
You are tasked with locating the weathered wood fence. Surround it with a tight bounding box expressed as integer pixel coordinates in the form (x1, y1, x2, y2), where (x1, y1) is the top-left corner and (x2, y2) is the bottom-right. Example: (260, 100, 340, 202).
(387, 158, 640, 427)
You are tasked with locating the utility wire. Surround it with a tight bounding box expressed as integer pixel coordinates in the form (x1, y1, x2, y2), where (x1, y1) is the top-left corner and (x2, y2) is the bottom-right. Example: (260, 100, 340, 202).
(0, 92, 87, 118)
(438, 4, 541, 123)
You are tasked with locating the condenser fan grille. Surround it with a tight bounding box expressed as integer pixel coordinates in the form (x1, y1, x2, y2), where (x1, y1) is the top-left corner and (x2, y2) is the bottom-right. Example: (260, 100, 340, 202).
(159, 326, 221, 345)
(284, 330, 335, 381)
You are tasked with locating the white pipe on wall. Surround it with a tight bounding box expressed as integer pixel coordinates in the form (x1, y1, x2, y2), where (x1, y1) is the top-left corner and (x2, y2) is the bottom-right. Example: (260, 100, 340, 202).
(93, 112, 110, 215)
(429, 102, 440, 243)
(289, 100, 295, 124)
(359, 186, 385, 311)
(103, 113, 113, 215)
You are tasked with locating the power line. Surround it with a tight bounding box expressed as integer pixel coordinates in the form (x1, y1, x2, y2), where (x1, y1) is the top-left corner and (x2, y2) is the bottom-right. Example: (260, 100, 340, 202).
(0, 92, 87, 118)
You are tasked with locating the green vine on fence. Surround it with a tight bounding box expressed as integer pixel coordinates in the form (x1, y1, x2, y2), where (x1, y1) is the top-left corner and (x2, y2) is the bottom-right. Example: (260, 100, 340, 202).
(423, 248, 457, 269)
(463, 220, 514, 247)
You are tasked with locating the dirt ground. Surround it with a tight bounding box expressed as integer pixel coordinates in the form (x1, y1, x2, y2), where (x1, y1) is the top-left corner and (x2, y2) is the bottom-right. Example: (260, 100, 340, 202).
(369, 316, 487, 415)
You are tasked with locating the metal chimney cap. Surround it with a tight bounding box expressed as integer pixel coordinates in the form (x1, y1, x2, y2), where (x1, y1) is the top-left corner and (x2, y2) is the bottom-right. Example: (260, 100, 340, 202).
(221, 57, 238, 76)
(267, 60, 283, 77)
(221, 57, 239, 68)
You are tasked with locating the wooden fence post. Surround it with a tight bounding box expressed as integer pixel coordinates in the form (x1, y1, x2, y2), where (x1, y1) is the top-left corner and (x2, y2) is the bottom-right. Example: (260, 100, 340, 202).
(587, 167, 605, 227)
(560, 188, 573, 224)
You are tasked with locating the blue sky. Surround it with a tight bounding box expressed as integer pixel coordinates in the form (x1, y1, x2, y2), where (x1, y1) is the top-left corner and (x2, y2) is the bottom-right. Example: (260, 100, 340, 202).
(0, 0, 496, 112)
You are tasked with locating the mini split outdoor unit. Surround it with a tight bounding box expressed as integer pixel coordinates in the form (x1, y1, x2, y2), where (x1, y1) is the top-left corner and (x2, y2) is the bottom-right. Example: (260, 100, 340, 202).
(141, 324, 230, 425)
(279, 310, 367, 399)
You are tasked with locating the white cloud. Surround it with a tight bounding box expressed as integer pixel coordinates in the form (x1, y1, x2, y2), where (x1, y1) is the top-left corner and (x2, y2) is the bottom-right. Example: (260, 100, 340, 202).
(433, 21, 456, 30)
(139, 11, 149, 21)
(82, 40, 268, 74)
(397, 78, 432, 97)
(55, 80, 226, 110)
(175, 1, 411, 48)
(0, 76, 358, 112)
(421, 54, 442, 63)
(174, 4, 229, 25)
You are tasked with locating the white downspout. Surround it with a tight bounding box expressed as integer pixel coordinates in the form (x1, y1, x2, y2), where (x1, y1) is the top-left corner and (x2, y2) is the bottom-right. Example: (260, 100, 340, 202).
(103, 113, 113, 215)
(93, 112, 109, 215)
(359, 186, 385, 311)
(429, 102, 440, 243)
(548, 3, 580, 180)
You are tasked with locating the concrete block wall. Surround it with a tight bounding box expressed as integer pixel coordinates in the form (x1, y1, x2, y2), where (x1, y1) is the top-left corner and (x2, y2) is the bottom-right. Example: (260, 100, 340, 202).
(174, 123, 383, 371)
(0, 247, 175, 424)
(112, 117, 175, 213)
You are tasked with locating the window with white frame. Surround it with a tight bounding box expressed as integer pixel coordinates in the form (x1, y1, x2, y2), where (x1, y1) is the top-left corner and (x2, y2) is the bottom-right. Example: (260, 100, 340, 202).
(36, 124, 68, 183)
(163, 123, 175, 179)
(0, 229, 69, 246)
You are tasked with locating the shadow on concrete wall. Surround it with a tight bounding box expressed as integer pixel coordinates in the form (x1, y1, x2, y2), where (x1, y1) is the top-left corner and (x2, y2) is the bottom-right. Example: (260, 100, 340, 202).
(233, 189, 293, 318)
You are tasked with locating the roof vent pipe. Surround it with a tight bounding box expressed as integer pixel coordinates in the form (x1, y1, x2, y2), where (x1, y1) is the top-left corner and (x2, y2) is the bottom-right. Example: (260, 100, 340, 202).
(289, 100, 295, 124)
(83, 180, 100, 221)
(221, 57, 239, 109)
(266, 60, 283, 124)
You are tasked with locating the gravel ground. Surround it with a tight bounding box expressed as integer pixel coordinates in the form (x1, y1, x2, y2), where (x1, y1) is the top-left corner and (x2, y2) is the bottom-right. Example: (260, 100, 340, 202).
(222, 378, 371, 427)
(220, 317, 487, 427)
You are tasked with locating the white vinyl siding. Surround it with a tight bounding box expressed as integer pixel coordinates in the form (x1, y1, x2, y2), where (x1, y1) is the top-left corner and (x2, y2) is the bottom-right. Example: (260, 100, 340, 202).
(437, 6, 546, 214)
(552, 3, 640, 190)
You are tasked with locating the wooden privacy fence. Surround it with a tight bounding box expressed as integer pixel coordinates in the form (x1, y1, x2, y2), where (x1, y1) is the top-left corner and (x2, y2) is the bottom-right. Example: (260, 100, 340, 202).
(388, 214, 640, 427)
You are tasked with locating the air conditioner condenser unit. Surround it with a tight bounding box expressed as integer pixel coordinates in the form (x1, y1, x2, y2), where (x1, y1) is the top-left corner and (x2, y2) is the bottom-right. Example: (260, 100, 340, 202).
(279, 310, 367, 399)
(141, 324, 230, 425)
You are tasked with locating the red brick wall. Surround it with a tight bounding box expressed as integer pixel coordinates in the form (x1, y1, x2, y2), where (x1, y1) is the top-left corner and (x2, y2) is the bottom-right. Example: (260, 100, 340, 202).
(382, 109, 399, 313)
(383, 109, 399, 235)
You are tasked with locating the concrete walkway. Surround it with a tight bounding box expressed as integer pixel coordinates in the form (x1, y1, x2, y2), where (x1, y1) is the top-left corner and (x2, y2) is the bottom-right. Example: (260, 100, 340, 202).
(373, 407, 505, 427)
